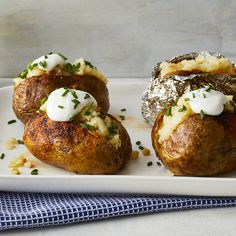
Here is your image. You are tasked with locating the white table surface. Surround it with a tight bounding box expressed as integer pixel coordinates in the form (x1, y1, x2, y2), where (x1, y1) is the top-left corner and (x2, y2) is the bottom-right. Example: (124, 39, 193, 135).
(1, 78, 236, 235)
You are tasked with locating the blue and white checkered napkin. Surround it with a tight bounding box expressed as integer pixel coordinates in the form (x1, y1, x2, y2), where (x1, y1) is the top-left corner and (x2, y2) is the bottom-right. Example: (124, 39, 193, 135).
(1, 192, 236, 230)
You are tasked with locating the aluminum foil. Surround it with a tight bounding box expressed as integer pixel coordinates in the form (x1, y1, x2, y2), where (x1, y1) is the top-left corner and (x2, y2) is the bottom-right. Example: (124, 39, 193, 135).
(141, 52, 236, 125)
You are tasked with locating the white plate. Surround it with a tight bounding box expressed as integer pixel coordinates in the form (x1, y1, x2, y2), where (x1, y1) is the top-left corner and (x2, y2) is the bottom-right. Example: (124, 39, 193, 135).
(1, 79, 236, 196)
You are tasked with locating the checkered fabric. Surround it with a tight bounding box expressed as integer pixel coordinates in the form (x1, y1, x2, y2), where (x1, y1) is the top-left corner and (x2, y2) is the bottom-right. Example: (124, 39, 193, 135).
(1, 192, 236, 230)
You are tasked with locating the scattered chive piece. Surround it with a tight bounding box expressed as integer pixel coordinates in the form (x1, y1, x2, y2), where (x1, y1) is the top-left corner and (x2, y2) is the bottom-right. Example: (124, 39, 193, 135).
(165, 106, 172, 116)
(58, 105, 64, 109)
(147, 161, 153, 167)
(121, 108, 126, 112)
(31, 169, 38, 175)
(38, 109, 44, 113)
(136, 141, 141, 145)
(108, 122, 118, 135)
(27, 63, 38, 71)
(8, 119, 16, 124)
(200, 110, 205, 120)
(192, 93, 196, 98)
(44, 55, 48, 59)
(41, 97, 47, 105)
(203, 93, 206, 98)
(39, 60, 47, 68)
(84, 111, 91, 116)
(69, 112, 80, 121)
(139, 146, 144, 150)
(184, 98, 190, 101)
(76, 63, 81, 69)
(58, 53, 68, 60)
(71, 90, 78, 99)
(61, 88, 69, 97)
(192, 85, 198, 90)
(0, 153, 5, 160)
(119, 115, 125, 121)
(80, 123, 96, 131)
(84, 93, 90, 99)
(156, 161, 161, 166)
(178, 105, 187, 112)
(19, 70, 28, 78)
(48, 52, 53, 55)
(17, 140, 24, 145)
(84, 60, 95, 69)
(66, 63, 74, 74)
(206, 87, 211, 92)
(72, 99, 80, 109)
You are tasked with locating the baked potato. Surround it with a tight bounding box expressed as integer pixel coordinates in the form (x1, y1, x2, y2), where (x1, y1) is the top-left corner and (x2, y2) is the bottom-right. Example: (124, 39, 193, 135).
(142, 52, 236, 125)
(23, 88, 132, 175)
(151, 89, 236, 176)
(12, 54, 109, 124)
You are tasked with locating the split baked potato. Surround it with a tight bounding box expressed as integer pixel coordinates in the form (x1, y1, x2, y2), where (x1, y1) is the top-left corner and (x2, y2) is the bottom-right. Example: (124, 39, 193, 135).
(12, 54, 109, 124)
(23, 93, 132, 175)
(152, 96, 236, 176)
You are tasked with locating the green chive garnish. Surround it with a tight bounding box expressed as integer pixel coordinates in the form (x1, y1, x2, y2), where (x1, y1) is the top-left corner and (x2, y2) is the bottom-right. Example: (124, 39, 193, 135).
(58, 105, 64, 109)
(71, 91, 78, 99)
(66, 63, 73, 74)
(8, 119, 16, 124)
(72, 99, 80, 109)
(0, 153, 5, 160)
(192, 93, 196, 98)
(84, 60, 95, 69)
(165, 106, 172, 116)
(48, 52, 53, 55)
(200, 110, 205, 120)
(136, 141, 141, 145)
(19, 70, 28, 78)
(80, 123, 96, 131)
(58, 53, 68, 60)
(139, 146, 144, 150)
(203, 93, 206, 98)
(156, 161, 161, 166)
(147, 161, 153, 166)
(44, 55, 48, 59)
(39, 60, 47, 68)
(184, 98, 190, 102)
(17, 140, 24, 145)
(84, 93, 90, 99)
(41, 97, 47, 105)
(61, 88, 69, 97)
(121, 108, 126, 112)
(119, 115, 125, 121)
(178, 105, 187, 112)
(31, 169, 38, 175)
(206, 87, 211, 92)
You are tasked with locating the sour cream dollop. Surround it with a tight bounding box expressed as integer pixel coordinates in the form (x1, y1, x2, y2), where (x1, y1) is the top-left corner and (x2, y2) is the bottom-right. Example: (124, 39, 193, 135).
(46, 88, 97, 122)
(185, 87, 226, 116)
(32, 53, 66, 72)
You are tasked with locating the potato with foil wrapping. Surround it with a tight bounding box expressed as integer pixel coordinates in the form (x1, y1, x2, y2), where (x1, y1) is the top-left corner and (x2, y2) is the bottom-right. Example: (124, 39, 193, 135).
(151, 92, 236, 177)
(13, 53, 109, 124)
(23, 89, 132, 175)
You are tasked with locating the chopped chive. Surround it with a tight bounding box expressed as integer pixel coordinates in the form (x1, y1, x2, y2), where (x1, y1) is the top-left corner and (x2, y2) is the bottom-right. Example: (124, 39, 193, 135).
(184, 98, 190, 102)
(61, 88, 69, 97)
(44, 55, 48, 59)
(200, 110, 205, 120)
(147, 161, 153, 166)
(48, 52, 53, 55)
(72, 99, 80, 109)
(80, 123, 96, 131)
(71, 90, 78, 99)
(41, 97, 47, 105)
(192, 93, 196, 99)
(76, 63, 81, 69)
(178, 105, 187, 112)
(58, 105, 64, 109)
(119, 115, 125, 121)
(38, 109, 44, 113)
(121, 108, 126, 112)
(17, 140, 24, 145)
(84, 111, 91, 116)
(84, 93, 90, 99)
(27, 62, 38, 71)
(69, 112, 80, 121)
(39, 60, 47, 68)
(136, 141, 141, 145)
(58, 53, 68, 60)
(108, 122, 118, 135)
(66, 63, 74, 74)
(139, 146, 144, 150)
(31, 169, 38, 175)
(8, 119, 16, 124)
(165, 106, 172, 116)
(19, 70, 28, 78)
(192, 85, 198, 90)
(0, 153, 5, 160)
(84, 60, 95, 69)
(203, 93, 206, 98)
(206, 87, 211, 92)
(156, 161, 162, 166)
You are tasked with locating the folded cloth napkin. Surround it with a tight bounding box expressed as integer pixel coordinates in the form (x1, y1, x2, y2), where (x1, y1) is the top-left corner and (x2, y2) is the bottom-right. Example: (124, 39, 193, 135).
(1, 192, 236, 231)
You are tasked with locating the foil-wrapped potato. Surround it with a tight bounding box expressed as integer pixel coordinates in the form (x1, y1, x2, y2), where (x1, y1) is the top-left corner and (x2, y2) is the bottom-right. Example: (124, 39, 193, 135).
(12, 54, 109, 124)
(142, 52, 236, 125)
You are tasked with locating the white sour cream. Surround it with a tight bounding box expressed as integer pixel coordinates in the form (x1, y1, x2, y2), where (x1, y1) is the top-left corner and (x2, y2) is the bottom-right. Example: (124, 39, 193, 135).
(185, 87, 226, 116)
(46, 88, 97, 122)
(32, 53, 66, 72)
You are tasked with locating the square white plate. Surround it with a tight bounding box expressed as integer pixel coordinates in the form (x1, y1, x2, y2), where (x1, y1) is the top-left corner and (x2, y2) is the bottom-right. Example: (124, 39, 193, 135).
(1, 79, 236, 196)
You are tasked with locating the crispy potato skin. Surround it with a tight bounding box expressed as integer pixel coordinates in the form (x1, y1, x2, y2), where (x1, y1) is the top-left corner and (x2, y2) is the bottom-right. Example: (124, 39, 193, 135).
(23, 113, 132, 175)
(152, 112, 236, 176)
(13, 74, 109, 124)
